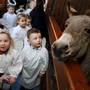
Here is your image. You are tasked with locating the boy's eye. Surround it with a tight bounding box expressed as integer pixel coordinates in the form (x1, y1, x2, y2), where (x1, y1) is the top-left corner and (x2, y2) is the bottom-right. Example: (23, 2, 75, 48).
(4, 40, 9, 42)
(21, 20, 24, 22)
(0, 39, 9, 42)
(22, 20, 27, 22)
(34, 37, 37, 40)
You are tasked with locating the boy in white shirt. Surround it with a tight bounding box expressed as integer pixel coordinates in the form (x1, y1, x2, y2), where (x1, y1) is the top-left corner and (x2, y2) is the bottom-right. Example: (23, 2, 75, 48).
(3, 4, 17, 28)
(16, 4, 25, 14)
(19, 28, 49, 90)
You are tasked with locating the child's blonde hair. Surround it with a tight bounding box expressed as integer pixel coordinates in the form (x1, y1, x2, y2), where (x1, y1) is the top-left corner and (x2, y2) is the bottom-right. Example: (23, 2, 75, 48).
(0, 28, 14, 49)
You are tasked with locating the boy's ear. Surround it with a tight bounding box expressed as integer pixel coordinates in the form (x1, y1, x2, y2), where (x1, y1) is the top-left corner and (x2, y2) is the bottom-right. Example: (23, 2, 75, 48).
(17, 20, 19, 25)
(27, 38, 31, 45)
(27, 38, 29, 43)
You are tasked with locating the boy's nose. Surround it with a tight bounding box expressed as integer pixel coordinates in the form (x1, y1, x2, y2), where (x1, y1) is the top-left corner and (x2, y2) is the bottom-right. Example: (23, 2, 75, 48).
(37, 39, 41, 42)
(1, 42, 5, 45)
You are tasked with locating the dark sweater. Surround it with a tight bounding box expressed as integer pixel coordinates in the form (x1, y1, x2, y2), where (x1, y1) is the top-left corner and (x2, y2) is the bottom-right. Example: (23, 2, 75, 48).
(30, 0, 48, 37)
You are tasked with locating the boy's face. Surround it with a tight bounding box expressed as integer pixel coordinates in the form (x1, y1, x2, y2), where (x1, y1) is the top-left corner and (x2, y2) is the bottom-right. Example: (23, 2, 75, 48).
(8, 7, 15, 14)
(18, 17, 27, 28)
(0, 33, 11, 53)
(30, 1, 36, 9)
(27, 18, 31, 26)
(28, 33, 42, 48)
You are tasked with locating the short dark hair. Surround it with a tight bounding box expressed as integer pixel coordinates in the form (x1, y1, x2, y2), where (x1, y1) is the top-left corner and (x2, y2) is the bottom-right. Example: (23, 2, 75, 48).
(7, 4, 15, 9)
(27, 28, 41, 39)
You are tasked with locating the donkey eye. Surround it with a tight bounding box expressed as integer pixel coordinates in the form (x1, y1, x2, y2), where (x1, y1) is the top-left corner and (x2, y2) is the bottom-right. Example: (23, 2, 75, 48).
(65, 20, 70, 28)
(65, 23, 68, 27)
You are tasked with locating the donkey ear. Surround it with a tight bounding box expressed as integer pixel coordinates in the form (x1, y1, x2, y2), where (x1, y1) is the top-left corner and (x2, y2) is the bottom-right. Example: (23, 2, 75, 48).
(85, 9, 90, 17)
(67, 1, 78, 17)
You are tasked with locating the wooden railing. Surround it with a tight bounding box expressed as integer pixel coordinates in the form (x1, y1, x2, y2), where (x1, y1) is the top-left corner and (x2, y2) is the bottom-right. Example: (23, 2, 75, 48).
(47, 16, 90, 90)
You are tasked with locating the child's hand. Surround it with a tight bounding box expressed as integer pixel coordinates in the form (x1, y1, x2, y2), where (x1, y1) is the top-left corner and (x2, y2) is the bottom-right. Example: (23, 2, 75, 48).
(8, 76, 16, 84)
(0, 74, 9, 83)
(39, 71, 45, 77)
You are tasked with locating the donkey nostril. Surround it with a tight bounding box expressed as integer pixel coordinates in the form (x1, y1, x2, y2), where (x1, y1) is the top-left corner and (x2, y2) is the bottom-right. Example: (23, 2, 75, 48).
(64, 45, 68, 50)
(61, 45, 68, 54)
(52, 43, 62, 57)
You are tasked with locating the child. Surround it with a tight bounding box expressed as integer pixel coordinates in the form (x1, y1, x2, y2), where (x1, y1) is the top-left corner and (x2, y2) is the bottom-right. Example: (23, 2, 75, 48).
(10, 13, 31, 52)
(23, 15, 32, 48)
(19, 28, 49, 90)
(24, 0, 36, 15)
(26, 15, 32, 27)
(16, 4, 25, 14)
(0, 28, 22, 89)
(3, 4, 17, 28)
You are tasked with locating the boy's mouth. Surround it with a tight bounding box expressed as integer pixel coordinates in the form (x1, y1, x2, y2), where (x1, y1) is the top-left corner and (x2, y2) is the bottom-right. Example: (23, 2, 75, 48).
(20, 25, 26, 28)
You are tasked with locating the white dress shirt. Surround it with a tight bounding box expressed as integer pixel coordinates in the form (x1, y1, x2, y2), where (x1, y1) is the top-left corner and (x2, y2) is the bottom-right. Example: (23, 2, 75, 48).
(19, 45, 49, 89)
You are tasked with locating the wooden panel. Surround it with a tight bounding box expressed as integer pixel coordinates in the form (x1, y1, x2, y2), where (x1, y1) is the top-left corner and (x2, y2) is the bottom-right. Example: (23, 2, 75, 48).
(66, 63, 90, 90)
(0, 0, 6, 4)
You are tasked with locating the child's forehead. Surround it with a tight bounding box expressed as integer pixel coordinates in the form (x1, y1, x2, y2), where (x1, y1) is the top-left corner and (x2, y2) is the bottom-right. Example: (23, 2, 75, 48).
(29, 0, 35, 3)
(20, 17, 27, 19)
(17, 14, 27, 19)
(30, 32, 41, 36)
(18, 16, 27, 21)
(8, 6, 15, 9)
(0, 33, 10, 38)
(29, 0, 36, 5)
(30, 0, 35, 3)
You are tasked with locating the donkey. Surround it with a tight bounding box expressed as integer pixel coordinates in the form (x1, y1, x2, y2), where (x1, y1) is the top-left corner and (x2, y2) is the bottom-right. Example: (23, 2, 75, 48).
(52, 3, 90, 82)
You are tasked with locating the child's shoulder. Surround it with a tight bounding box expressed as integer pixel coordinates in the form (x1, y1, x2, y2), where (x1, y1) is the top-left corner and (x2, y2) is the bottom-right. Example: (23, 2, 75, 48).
(12, 25, 20, 30)
(18, 46, 30, 57)
(41, 46, 48, 53)
(10, 26, 19, 33)
(3, 12, 8, 16)
(9, 48, 19, 55)
(13, 13, 17, 16)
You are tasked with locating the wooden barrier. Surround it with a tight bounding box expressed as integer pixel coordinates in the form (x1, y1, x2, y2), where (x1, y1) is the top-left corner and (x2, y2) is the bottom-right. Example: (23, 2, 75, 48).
(0, 0, 7, 17)
(47, 16, 90, 90)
